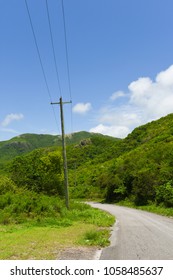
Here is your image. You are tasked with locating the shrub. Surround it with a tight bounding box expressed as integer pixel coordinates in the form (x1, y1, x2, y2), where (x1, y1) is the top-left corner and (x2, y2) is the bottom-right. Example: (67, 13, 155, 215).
(0, 187, 65, 225)
(156, 182, 173, 207)
(132, 169, 156, 206)
(10, 149, 63, 196)
(0, 175, 17, 194)
(79, 229, 110, 246)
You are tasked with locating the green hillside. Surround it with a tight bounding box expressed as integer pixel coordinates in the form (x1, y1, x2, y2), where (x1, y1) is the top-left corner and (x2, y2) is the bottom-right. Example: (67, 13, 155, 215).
(86, 114, 173, 206)
(0, 131, 119, 227)
(123, 113, 173, 149)
(64, 114, 173, 207)
(0, 131, 116, 166)
(0, 134, 56, 163)
(1, 114, 173, 209)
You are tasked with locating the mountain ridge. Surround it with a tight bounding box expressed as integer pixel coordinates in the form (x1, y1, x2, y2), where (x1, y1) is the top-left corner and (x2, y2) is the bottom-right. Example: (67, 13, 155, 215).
(0, 131, 119, 165)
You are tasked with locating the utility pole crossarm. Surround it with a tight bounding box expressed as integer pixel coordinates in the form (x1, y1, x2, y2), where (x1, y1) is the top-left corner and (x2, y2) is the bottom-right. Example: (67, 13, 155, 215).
(51, 100, 72, 105)
(51, 97, 71, 209)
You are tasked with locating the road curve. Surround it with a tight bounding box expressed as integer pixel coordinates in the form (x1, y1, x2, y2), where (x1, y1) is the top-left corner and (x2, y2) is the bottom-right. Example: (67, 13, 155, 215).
(89, 202, 173, 260)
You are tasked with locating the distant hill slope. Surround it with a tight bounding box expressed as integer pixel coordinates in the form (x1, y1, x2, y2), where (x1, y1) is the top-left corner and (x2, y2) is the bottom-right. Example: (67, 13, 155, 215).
(90, 113, 173, 205)
(67, 114, 173, 204)
(1, 114, 173, 167)
(0, 131, 119, 165)
(123, 113, 173, 149)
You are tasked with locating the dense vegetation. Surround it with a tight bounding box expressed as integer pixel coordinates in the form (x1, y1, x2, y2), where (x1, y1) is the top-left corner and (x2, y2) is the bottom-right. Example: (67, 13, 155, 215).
(1, 114, 173, 225)
(0, 132, 117, 229)
(0, 131, 100, 168)
(10, 149, 63, 196)
(68, 114, 173, 208)
(1, 115, 173, 259)
(103, 114, 173, 207)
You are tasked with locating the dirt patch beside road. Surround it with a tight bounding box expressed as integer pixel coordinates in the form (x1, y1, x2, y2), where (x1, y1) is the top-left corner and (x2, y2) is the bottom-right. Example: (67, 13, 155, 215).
(58, 246, 101, 260)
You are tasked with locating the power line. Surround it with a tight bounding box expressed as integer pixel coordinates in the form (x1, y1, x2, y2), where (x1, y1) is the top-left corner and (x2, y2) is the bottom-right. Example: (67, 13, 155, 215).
(24, 0, 60, 133)
(61, 0, 73, 133)
(61, 0, 72, 101)
(25, 0, 52, 102)
(46, 0, 73, 132)
(46, 0, 62, 98)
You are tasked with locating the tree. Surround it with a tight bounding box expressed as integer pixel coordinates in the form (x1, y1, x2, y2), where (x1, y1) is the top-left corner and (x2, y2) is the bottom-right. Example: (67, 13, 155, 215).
(0, 175, 16, 195)
(132, 168, 156, 206)
(10, 149, 63, 196)
(156, 181, 173, 207)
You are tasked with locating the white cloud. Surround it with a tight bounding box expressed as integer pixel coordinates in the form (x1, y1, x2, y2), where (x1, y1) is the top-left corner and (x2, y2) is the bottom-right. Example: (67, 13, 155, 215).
(110, 91, 126, 101)
(1, 113, 24, 127)
(128, 66, 173, 120)
(90, 124, 130, 138)
(91, 64, 173, 138)
(156, 65, 173, 86)
(73, 102, 92, 114)
(128, 77, 152, 107)
(99, 106, 140, 127)
(129, 77, 152, 95)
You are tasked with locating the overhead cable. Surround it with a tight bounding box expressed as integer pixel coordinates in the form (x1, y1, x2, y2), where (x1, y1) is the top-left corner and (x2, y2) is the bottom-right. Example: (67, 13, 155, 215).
(61, 0, 72, 101)
(24, 0, 60, 132)
(60, 0, 73, 133)
(46, 0, 62, 98)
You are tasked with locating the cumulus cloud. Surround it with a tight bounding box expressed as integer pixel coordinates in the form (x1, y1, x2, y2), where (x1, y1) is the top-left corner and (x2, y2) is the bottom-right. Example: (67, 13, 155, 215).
(91, 64, 173, 138)
(1, 113, 24, 127)
(128, 65, 173, 120)
(90, 124, 130, 138)
(99, 106, 141, 127)
(156, 65, 173, 86)
(73, 102, 92, 114)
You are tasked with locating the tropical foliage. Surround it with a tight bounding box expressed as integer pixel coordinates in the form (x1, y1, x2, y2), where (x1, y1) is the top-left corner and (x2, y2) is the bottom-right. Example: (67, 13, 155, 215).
(10, 149, 63, 196)
(67, 114, 173, 207)
(1, 113, 173, 221)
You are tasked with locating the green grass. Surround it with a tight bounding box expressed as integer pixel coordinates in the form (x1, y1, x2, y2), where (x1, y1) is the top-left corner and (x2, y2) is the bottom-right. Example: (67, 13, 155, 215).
(78, 229, 110, 247)
(117, 199, 173, 217)
(0, 201, 115, 260)
(0, 223, 97, 259)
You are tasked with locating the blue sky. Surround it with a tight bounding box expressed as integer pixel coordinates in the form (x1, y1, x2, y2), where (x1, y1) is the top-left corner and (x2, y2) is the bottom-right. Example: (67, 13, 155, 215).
(1, 0, 173, 141)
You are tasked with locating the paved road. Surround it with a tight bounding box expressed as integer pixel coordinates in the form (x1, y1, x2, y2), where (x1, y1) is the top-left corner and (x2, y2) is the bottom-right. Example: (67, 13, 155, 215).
(89, 202, 173, 260)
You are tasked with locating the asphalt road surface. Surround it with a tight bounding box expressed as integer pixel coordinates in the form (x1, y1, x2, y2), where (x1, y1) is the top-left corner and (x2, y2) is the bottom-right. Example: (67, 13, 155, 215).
(89, 202, 173, 260)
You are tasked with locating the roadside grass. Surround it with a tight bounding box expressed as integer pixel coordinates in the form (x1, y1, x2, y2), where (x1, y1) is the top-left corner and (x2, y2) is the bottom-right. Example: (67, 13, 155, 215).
(116, 199, 173, 217)
(0, 201, 115, 260)
(0, 223, 97, 259)
(78, 229, 110, 247)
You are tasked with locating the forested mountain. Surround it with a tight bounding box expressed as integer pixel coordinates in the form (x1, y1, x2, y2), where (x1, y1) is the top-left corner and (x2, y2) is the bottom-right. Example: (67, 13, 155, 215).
(0, 131, 117, 165)
(1, 113, 173, 209)
(68, 114, 173, 207)
(0, 134, 58, 163)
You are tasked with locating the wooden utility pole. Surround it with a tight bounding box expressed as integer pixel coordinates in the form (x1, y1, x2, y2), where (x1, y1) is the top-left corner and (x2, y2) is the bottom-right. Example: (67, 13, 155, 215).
(51, 97, 72, 209)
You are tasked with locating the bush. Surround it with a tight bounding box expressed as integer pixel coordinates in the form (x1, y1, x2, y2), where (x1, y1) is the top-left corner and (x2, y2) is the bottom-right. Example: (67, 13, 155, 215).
(132, 169, 156, 206)
(10, 149, 63, 196)
(0, 188, 65, 225)
(156, 182, 173, 207)
(0, 175, 17, 194)
(79, 229, 110, 246)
